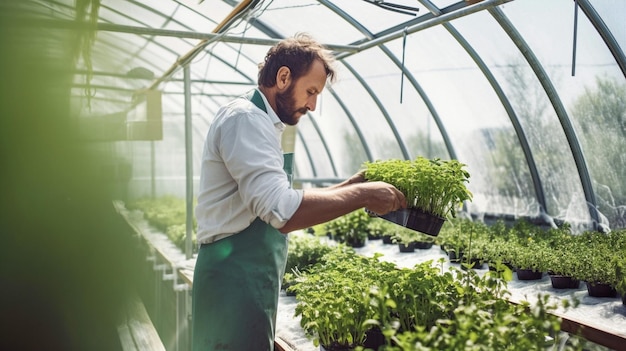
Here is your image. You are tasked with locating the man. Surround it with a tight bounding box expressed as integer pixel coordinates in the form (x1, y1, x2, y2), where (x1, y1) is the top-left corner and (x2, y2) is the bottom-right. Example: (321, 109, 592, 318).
(192, 33, 406, 351)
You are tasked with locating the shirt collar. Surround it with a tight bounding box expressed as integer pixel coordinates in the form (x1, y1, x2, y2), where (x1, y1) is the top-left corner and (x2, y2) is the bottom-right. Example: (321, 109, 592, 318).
(256, 88, 285, 132)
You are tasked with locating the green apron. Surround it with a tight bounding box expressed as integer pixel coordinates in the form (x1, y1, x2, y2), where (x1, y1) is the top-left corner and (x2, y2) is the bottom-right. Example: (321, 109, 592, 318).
(191, 90, 292, 351)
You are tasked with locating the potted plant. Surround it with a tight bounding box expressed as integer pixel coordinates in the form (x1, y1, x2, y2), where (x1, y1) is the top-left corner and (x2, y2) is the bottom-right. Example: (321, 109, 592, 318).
(574, 239, 618, 298)
(366, 217, 386, 240)
(615, 256, 626, 305)
(508, 240, 549, 281)
(283, 233, 334, 295)
(392, 227, 434, 252)
(291, 248, 387, 350)
(324, 210, 370, 248)
(544, 239, 582, 289)
(363, 157, 472, 237)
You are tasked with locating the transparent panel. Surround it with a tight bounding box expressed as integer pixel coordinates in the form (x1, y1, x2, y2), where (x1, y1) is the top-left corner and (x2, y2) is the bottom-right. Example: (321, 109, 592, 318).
(500, 0, 594, 229)
(257, 0, 365, 44)
(334, 55, 405, 162)
(349, 38, 449, 162)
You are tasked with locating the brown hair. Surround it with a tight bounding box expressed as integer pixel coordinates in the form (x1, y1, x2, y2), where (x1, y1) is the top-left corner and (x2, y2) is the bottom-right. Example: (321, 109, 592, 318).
(258, 33, 336, 87)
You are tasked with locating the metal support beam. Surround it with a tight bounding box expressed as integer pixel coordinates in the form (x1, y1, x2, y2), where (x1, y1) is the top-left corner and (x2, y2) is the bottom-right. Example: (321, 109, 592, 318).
(335, 0, 514, 60)
(184, 65, 194, 260)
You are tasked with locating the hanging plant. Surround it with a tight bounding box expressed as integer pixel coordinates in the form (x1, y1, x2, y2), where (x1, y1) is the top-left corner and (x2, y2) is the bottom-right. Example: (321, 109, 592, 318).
(73, 0, 101, 110)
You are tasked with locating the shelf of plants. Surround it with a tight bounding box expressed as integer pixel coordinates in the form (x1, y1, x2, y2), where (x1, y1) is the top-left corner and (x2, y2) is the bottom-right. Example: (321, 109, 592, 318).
(119, 198, 626, 351)
(277, 214, 626, 351)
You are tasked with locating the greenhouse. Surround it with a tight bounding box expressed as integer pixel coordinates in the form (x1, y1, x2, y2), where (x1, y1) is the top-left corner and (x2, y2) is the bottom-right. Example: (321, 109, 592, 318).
(1, 0, 625, 350)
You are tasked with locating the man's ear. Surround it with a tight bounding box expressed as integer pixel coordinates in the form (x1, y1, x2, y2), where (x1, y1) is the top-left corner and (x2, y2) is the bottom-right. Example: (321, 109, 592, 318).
(276, 66, 291, 90)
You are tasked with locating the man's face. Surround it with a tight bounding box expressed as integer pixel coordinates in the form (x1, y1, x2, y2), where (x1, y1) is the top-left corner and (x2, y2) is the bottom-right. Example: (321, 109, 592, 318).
(275, 83, 306, 126)
(276, 59, 327, 126)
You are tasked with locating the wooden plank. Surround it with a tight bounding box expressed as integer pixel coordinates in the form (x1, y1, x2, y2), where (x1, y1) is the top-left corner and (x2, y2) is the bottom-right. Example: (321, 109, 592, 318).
(275, 336, 296, 351)
(118, 293, 166, 351)
(560, 314, 626, 351)
(117, 323, 138, 351)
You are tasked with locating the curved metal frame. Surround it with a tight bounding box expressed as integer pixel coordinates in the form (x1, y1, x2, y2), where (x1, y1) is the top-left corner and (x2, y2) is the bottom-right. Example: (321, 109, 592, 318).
(490, 7, 599, 228)
(443, 23, 548, 217)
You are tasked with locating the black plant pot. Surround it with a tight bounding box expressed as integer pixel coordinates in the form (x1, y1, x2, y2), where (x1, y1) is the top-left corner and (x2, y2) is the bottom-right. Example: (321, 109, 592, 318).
(549, 275, 580, 289)
(366, 208, 445, 237)
(622, 293, 626, 306)
(414, 241, 434, 250)
(585, 282, 617, 298)
(461, 258, 485, 270)
(368, 233, 382, 240)
(363, 327, 386, 350)
(347, 239, 366, 248)
(448, 250, 463, 263)
(320, 343, 354, 351)
(382, 234, 394, 244)
(516, 269, 543, 281)
(398, 242, 415, 252)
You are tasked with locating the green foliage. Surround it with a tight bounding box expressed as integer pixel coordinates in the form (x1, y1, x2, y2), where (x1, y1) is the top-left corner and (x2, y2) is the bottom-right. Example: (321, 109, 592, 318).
(292, 247, 385, 348)
(283, 233, 335, 291)
(325, 209, 371, 247)
(292, 247, 577, 351)
(363, 157, 472, 218)
(366, 218, 390, 240)
(127, 196, 197, 253)
(392, 227, 433, 245)
(615, 254, 626, 296)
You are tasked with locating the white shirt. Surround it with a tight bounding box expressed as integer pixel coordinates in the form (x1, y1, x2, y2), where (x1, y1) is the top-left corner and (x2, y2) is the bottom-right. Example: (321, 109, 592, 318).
(195, 89, 303, 244)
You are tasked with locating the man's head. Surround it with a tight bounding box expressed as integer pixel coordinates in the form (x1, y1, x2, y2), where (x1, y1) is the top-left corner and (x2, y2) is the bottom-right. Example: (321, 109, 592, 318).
(258, 33, 336, 125)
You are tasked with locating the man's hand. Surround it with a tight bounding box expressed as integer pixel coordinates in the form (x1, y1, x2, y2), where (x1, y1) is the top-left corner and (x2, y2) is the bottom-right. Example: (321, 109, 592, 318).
(360, 181, 407, 215)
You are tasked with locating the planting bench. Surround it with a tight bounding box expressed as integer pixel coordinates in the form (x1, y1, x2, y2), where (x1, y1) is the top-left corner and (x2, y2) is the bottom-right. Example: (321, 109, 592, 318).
(116, 201, 626, 351)
(117, 292, 166, 351)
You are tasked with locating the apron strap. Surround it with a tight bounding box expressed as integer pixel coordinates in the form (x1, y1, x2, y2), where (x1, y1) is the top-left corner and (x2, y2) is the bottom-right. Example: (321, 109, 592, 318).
(248, 89, 267, 113)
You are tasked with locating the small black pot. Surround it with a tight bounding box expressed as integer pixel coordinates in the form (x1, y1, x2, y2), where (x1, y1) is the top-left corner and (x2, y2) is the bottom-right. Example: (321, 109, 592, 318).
(398, 242, 415, 252)
(549, 275, 580, 289)
(368, 233, 382, 240)
(382, 234, 394, 244)
(585, 282, 617, 298)
(320, 343, 354, 351)
(448, 250, 463, 263)
(461, 257, 485, 270)
(367, 208, 445, 237)
(516, 269, 543, 281)
(347, 239, 366, 248)
(622, 293, 626, 306)
(414, 241, 434, 250)
(363, 327, 385, 350)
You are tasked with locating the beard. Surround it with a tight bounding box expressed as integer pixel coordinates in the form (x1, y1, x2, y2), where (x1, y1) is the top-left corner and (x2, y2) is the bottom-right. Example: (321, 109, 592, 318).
(275, 84, 308, 126)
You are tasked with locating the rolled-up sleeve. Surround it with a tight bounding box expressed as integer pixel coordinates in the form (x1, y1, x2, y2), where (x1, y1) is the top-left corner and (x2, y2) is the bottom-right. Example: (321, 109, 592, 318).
(268, 187, 303, 229)
(218, 108, 303, 229)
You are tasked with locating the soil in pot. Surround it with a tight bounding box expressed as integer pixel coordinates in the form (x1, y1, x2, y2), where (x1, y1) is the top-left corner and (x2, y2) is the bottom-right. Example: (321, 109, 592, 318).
(549, 275, 580, 289)
(585, 282, 617, 298)
(516, 269, 543, 281)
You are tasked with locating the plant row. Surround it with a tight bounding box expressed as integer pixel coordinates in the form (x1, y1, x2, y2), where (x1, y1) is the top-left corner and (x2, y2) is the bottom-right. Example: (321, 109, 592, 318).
(126, 196, 197, 253)
(285, 236, 588, 351)
(436, 218, 626, 298)
(314, 209, 626, 300)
